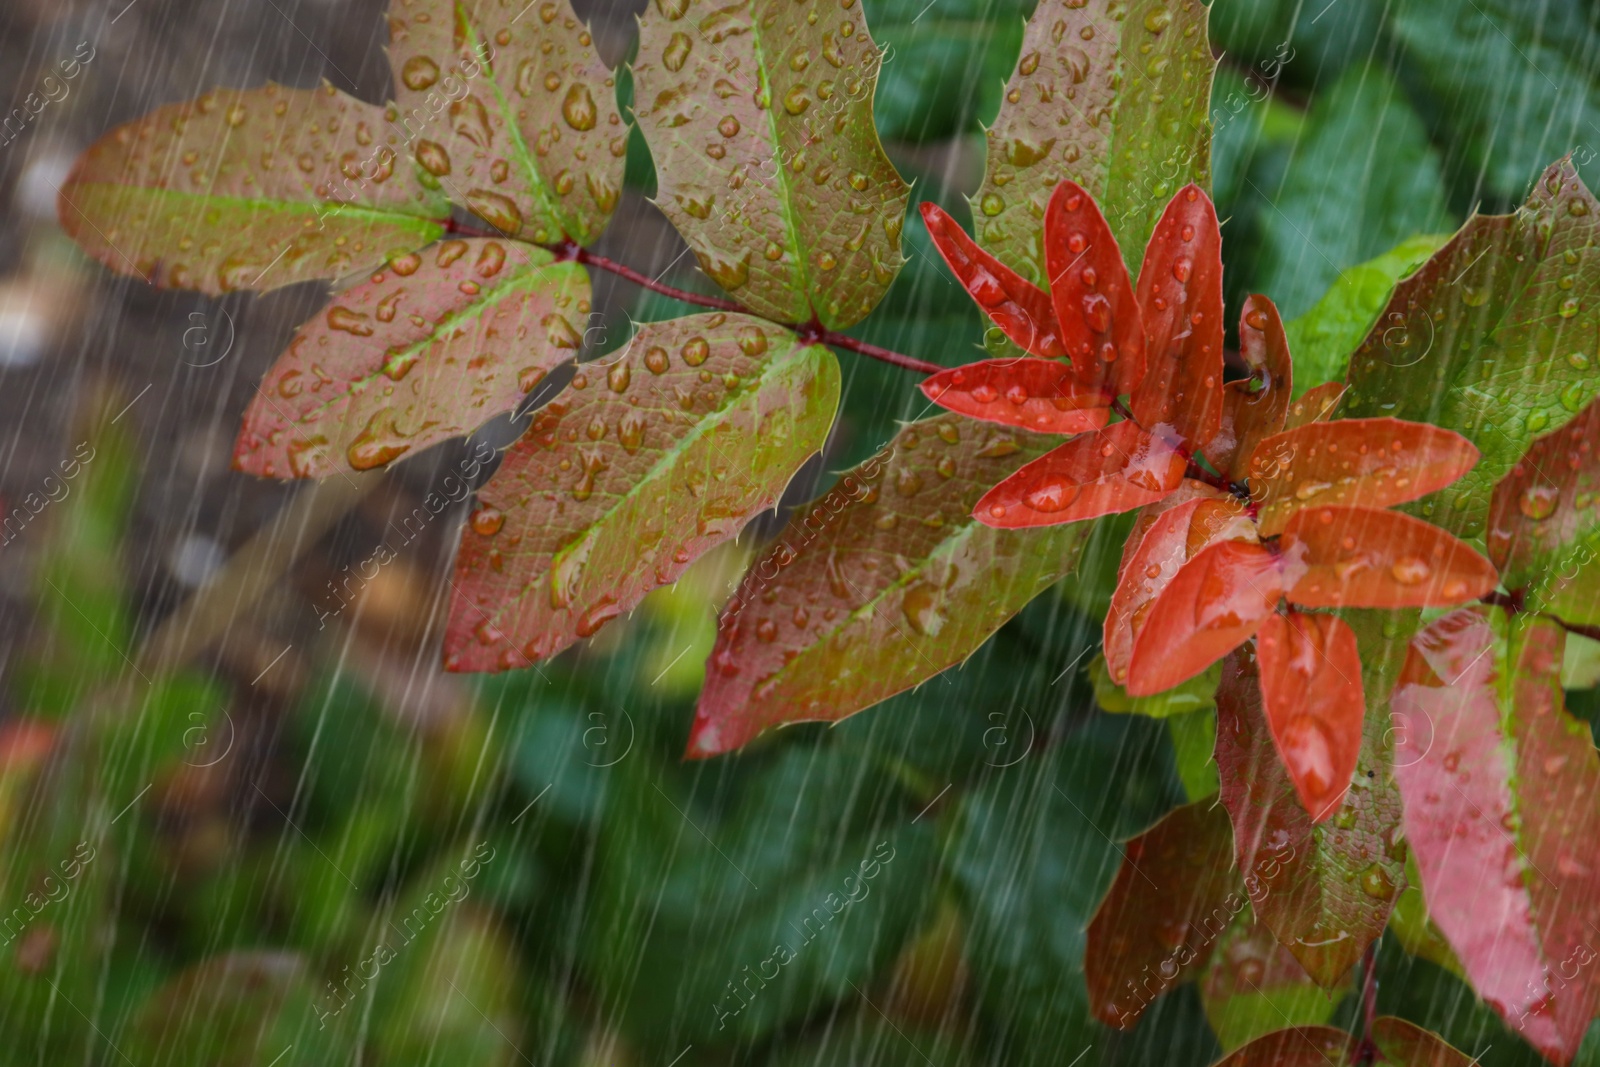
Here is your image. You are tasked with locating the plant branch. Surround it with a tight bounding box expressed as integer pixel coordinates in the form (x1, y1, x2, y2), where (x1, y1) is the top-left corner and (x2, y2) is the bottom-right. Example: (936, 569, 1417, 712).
(1354, 938, 1380, 1065)
(440, 219, 944, 377)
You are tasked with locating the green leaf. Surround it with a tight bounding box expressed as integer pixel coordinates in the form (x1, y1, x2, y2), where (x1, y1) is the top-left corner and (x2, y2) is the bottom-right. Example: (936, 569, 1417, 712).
(1486, 398, 1600, 623)
(233, 237, 588, 479)
(1248, 64, 1452, 319)
(58, 84, 447, 295)
(1090, 653, 1219, 719)
(1283, 233, 1451, 396)
(1168, 706, 1220, 801)
(970, 0, 1217, 283)
(1391, 0, 1600, 204)
(581, 746, 936, 1044)
(689, 413, 1088, 758)
(1343, 159, 1600, 539)
(122, 953, 353, 1066)
(632, 0, 911, 329)
(1391, 609, 1600, 1064)
(368, 884, 537, 1066)
(387, 0, 626, 244)
(1199, 910, 1344, 1052)
(445, 313, 839, 672)
(864, 0, 1027, 142)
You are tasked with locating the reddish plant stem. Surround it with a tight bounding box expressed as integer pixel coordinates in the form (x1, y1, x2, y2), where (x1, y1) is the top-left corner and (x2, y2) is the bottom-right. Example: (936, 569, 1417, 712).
(1354, 939, 1380, 1064)
(1483, 588, 1600, 642)
(440, 219, 942, 375)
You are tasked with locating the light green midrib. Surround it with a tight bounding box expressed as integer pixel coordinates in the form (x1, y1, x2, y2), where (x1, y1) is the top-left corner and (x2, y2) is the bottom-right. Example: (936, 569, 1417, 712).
(753, 492, 1069, 700)
(69, 179, 445, 229)
(459, 3, 577, 242)
(295, 256, 579, 428)
(747, 8, 816, 323)
(494, 336, 832, 627)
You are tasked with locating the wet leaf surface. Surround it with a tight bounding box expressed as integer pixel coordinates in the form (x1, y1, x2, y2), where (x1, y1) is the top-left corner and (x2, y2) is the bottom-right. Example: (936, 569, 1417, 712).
(388, 0, 626, 245)
(445, 313, 839, 672)
(632, 0, 910, 328)
(1391, 609, 1600, 1065)
(1199, 912, 1340, 1053)
(922, 202, 1065, 357)
(58, 84, 447, 295)
(1255, 611, 1364, 822)
(1343, 159, 1600, 538)
(690, 412, 1086, 757)
(975, 420, 1187, 529)
(970, 0, 1215, 283)
(1085, 796, 1239, 1029)
(1205, 295, 1293, 481)
(234, 239, 588, 479)
(920, 357, 1112, 434)
(1248, 418, 1480, 538)
(1281, 505, 1498, 610)
(1043, 181, 1145, 391)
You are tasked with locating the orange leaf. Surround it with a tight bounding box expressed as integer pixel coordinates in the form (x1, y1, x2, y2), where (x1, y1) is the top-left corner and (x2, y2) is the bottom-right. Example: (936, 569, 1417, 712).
(1282, 505, 1498, 609)
(1127, 539, 1285, 696)
(1104, 493, 1255, 686)
(1129, 184, 1224, 449)
(1203, 295, 1292, 480)
(921, 202, 1064, 358)
(1282, 382, 1345, 432)
(1256, 612, 1364, 822)
(919, 358, 1111, 434)
(1042, 181, 1144, 395)
(1248, 418, 1480, 537)
(974, 420, 1185, 529)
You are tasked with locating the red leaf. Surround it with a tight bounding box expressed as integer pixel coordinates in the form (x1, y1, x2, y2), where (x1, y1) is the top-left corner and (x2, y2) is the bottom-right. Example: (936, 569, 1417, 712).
(1256, 612, 1364, 822)
(1485, 397, 1600, 591)
(921, 202, 1065, 357)
(1392, 609, 1600, 1065)
(919, 358, 1111, 434)
(1042, 181, 1144, 395)
(1248, 418, 1480, 537)
(1085, 798, 1239, 1029)
(1215, 647, 1404, 986)
(1203, 295, 1293, 480)
(1210, 1026, 1355, 1066)
(1281, 382, 1345, 432)
(1129, 184, 1224, 449)
(235, 239, 587, 479)
(974, 420, 1185, 528)
(1126, 540, 1284, 697)
(1369, 1017, 1479, 1067)
(1281, 506, 1498, 609)
(1104, 493, 1255, 686)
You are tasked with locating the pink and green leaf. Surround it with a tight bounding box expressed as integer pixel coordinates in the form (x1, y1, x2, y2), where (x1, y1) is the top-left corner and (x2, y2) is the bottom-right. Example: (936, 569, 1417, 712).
(388, 0, 625, 245)
(1212, 1019, 1475, 1067)
(970, 0, 1216, 283)
(1486, 397, 1600, 623)
(1342, 158, 1600, 539)
(1391, 608, 1600, 1065)
(235, 239, 588, 479)
(632, 0, 909, 328)
(688, 414, 1088, 757)
(58, 83, 446, 296)
(444, 313, 839, 672)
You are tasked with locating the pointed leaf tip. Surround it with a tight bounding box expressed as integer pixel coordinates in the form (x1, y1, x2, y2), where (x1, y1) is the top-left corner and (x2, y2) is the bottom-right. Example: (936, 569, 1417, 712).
(1043, 181, 1145, 394)
(921, 203, 1065, 357)
(1256, 611, 1364, 822)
